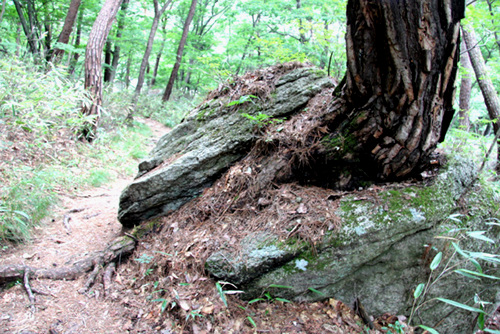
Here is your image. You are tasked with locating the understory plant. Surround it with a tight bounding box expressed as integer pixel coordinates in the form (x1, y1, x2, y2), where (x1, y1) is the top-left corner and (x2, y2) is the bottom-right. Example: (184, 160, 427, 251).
(409, 214, 500, 333)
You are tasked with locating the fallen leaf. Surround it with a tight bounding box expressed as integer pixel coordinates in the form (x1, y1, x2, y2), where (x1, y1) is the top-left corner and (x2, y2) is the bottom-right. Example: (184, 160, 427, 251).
(178, 300, 190, 311)
(201, 304, 214, 314)
(297, 203, 308, 214)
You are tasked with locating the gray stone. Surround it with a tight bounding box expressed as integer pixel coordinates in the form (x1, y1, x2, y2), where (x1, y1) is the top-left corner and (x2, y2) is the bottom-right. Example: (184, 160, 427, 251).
(118, 67, 334, 227)
(205, 156, 500, 334)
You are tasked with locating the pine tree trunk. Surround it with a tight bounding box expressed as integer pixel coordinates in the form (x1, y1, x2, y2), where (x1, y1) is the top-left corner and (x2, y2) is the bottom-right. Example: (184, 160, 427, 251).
(462, 25, 500, 172)
(80, 0, 122, 141)
(162, 0, 197, 102)
(321, 0, 464, 184)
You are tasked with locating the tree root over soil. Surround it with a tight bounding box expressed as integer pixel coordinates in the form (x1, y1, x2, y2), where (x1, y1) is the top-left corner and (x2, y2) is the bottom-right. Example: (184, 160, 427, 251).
(0, 234, 136, 288)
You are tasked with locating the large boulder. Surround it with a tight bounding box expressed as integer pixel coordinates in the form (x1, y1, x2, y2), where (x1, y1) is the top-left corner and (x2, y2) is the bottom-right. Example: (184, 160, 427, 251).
(118, 65, 334, 227)
(205, 156, 500, 334)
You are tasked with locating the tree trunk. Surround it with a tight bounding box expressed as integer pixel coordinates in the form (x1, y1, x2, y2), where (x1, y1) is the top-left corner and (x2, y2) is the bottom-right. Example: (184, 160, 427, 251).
(320, 0, 464, 185)
(0, 0, 6, 25)
(296, 0, 306, 44)
(80, 0, 123, 141)
(12, 0, 39, 55)
(462, 25, 500, 172)
(135, 0, 173, 96)
(69, 8, 83, 76)
(235, 13, 261, 76)
(459, 37, 472, 131)
(125, 51, 132, 89)
(43, 13, 52, 61)
(108, 0, 130, 84)
(162, 0, 197, 102)
(51, 0, 81, 63)
(486, 0, 500, 52)
(103, 39, 113, 83)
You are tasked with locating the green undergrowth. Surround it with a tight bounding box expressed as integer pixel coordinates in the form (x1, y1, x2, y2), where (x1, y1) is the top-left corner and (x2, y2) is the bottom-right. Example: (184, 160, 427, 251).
(0, 56, 182, 243)
(103, 88, 201, 128)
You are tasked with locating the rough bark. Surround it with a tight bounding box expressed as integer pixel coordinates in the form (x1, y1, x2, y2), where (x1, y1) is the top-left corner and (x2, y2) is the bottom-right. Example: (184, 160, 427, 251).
(459, 37, 472, 130)
(51, 0, 81, 62)
(328, 0, 464, 182)
(462, 25, 500, 172)
(162, 0, 197, 102)
(135, 0, 173, 96)
(80, 0, 122, 141)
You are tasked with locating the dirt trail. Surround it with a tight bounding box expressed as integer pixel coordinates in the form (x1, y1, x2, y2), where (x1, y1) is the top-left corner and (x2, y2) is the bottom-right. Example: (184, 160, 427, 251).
(0, 118, 169, 334)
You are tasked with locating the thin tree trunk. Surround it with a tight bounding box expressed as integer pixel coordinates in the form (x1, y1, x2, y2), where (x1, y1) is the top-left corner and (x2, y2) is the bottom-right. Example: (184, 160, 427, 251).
(25, 0, 41, 54)
(43, 9, 52, 60)
(135, 0, 173, 97)
(486, 0, 500, 52)
(462, 25, 500, 172)
(69, 8, 83, 75)
(162, 0, 197, 102)
(235, 13, 260, 75)
(296, 0, 306, 44)
(125, 51, 132, 89)
(15, 22, 21, 56)
(51, 0, 81, 63)
(103, 39, 113, 82)
(459, 37, 472, 131)
(108, 0, 130, 83)
(80, 0, 123, 141)
(0, 0, 6, 25)
(12, 0, 38, 55)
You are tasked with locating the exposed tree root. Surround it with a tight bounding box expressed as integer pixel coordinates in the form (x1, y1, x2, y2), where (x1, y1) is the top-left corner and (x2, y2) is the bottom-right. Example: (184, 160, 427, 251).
(0, 235, 136, 285)
(103, 262, 116, 297)
(23, 268, 36, 312)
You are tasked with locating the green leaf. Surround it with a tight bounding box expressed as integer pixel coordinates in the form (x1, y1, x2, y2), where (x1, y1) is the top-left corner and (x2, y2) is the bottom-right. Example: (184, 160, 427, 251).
(414, 283, 425, 299)
(216, 282, 228, 307)
(308, 287, 325, 296)
(247, 316, 257, 328)
(418, 325, 439, 334)
(455, 269, 500, 280)
(430, 252, 443, 271)
(275, 297, 291, 303)
(467, 231, 495, 244)
(484, 329, 500, 334)
(454, 269, 481, 280)
(248, 298, 265, 304)
(436, 298, 486, 314)
(268, 284, 293, 289)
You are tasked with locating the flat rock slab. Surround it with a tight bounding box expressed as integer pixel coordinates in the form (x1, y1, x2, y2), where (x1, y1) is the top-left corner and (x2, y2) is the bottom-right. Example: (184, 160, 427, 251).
(118, 67, 333, 227)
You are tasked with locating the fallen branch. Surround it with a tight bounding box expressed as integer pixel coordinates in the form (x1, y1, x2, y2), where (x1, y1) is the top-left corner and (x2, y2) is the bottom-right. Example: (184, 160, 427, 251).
(63, 214, 71, 234)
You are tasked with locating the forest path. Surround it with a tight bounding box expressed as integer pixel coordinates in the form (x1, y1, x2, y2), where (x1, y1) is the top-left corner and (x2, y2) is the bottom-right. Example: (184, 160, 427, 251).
(0, 118, 169, 334)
